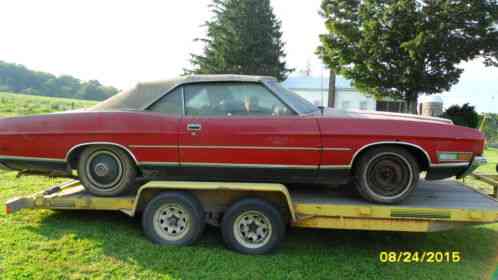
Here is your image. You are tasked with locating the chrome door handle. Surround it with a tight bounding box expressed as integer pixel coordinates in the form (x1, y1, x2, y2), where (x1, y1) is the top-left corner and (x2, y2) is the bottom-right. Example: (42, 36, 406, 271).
(187, 123, 202, 132)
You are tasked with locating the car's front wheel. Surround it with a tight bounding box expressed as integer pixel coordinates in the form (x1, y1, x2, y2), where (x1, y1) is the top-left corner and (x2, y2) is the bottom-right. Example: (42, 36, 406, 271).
(78, 145, 137, 196)
(354, 146, 419, 204)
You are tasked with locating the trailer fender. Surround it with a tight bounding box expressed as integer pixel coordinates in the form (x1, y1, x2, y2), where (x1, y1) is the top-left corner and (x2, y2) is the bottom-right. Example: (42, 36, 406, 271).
(127, 181, 297, 222)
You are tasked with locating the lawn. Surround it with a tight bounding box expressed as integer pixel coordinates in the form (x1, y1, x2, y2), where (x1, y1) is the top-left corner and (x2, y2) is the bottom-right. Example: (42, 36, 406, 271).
(476, 147, 498, 174)
(0, 92, 95, 117)
(0, 170, 497, 280)
(0, 93, 497, 279)
(463, 147, 498, 195)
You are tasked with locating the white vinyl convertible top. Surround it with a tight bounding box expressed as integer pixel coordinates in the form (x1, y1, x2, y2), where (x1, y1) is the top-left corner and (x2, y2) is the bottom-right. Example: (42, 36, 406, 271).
(91, 75, 276, 111)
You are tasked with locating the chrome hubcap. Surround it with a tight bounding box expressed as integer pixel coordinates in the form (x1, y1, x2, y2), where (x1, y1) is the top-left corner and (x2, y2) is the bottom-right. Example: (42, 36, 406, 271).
(94, 163, 110, 177)
(153, 204, 190, 241)
(85, 151, 123, 189)
(233, 210, 272, 249)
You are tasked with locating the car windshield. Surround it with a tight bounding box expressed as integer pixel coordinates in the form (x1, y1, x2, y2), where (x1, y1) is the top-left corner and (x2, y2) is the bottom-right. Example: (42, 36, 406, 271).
(266, 80, 319, 114)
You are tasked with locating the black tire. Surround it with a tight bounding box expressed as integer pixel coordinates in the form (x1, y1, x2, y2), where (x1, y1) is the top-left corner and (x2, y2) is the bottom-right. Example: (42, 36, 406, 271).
(78, 145, 137, 197)
(354, 146, 419, 204)
(221, 198, 286, 255)
(142, 192, 205, 246)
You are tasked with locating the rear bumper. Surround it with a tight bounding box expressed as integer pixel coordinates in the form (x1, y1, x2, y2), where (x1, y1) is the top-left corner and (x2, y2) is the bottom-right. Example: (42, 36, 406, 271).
(458, 156, 487, 178)
(426, 156, 487, 180)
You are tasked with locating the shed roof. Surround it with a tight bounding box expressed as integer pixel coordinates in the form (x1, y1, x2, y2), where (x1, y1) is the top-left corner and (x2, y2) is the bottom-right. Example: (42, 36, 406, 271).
(282, 75, 353, 90)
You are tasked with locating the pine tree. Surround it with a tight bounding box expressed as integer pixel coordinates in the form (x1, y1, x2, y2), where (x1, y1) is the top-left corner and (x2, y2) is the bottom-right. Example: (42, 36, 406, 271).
(188, 0, 292, 81)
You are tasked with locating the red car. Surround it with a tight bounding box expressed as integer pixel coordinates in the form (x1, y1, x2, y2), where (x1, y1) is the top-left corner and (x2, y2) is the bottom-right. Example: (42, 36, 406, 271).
(0, 75, 486, 203)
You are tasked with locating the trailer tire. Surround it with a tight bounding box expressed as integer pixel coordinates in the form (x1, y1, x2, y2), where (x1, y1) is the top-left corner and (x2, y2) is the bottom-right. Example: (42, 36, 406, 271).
(142, 192, 205, 246)
(221, 198, 286, 255)
(354, 146, 419, 204)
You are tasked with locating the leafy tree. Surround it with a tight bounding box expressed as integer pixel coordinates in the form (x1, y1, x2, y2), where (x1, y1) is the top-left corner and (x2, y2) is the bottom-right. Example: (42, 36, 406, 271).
(317, 0, 498, 113)
(480, 113, 498, 143)
(0, 61, 117, 101)
(188, 0, 292, 81)
(440, 103, 480, 128)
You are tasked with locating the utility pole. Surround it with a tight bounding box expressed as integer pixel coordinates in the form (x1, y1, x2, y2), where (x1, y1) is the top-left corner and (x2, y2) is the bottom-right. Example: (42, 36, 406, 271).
(328, 69, 336, 108)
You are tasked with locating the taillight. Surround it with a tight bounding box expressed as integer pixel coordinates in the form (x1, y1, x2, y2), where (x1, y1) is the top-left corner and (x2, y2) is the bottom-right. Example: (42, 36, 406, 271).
(438, 152, 474, 162)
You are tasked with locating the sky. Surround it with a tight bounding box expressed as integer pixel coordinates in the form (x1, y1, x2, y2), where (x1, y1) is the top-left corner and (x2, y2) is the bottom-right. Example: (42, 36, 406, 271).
(0, 0, 497, 113)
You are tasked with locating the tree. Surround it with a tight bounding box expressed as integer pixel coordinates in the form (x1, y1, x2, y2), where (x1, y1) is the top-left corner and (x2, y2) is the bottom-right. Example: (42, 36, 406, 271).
(188, 0, 292, 81)
(77, 80, 115, 101)
(317, 0, 498, 113)
(440, 103, 480, 128)
(0, 61, 118, 101)
(479, 113, 498, 143)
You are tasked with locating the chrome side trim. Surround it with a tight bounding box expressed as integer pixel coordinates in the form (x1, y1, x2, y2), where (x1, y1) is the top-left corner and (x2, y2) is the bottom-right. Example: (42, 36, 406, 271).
(431, 162, 470, 168)
(180, 145, 321, 151)
(138, 161, 180, 166)
(320, 165, 351, 169)
(128, 144, 353, 152)
(322, 148, 353, 151)
(0, 155, 65, 163)
(130, 145, 177, 149)
(181, 162, 318, 169)
(350, 141, 432, 167)
(65, 142, 139, 164)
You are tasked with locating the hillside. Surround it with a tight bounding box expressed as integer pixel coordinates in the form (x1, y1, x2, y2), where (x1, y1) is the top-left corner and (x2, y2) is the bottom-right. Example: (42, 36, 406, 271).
(0, 61, 118, 101)
(0, 91, 96, 117)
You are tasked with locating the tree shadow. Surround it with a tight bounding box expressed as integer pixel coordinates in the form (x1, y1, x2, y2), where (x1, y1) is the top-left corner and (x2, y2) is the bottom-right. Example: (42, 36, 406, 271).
(27, 210, 498, 279)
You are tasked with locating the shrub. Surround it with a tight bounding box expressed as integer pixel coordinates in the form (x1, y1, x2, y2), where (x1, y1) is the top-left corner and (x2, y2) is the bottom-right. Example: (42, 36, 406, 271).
(440, 103, 480, 128)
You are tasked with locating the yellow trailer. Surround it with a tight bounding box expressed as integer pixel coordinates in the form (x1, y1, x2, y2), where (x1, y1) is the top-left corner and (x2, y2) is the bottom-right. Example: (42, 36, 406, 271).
(6, 179, 498, 254)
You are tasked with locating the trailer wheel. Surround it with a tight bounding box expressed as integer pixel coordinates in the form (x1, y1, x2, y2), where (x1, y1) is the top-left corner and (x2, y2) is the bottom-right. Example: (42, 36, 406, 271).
(142, 192, 205, 246)
(221, 198, 286, 255)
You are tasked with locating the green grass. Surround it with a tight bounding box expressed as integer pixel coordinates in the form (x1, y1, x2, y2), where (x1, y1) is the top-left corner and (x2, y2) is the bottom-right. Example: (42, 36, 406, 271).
(476, 147, 498, 174)
(0, 171, 497, 279)
(0, 92, 96, 117)
(0, 93, 497, 279)
(463, 147, 498, 195)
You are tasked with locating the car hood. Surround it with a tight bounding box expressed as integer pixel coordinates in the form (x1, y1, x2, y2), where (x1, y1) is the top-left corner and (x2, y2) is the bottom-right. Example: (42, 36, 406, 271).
(321, 108, 453, 125)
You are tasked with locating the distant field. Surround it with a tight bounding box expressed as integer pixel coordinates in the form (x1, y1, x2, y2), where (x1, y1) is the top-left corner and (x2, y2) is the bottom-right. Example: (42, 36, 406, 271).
(0, 92, 96, 117)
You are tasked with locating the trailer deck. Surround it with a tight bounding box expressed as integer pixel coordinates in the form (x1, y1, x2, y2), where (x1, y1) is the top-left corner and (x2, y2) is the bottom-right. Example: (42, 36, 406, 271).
(291, 180, 498, 231)
(6, 179, 498, 233)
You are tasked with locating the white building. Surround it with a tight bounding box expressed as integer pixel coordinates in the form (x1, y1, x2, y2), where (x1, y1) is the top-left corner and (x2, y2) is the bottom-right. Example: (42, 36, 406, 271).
(282, 75, 406, 113)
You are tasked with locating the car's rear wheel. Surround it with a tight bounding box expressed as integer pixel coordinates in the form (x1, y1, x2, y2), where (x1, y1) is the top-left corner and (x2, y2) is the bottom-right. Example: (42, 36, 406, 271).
(354, 146, 419, 204)
(78, 145, 137, 196)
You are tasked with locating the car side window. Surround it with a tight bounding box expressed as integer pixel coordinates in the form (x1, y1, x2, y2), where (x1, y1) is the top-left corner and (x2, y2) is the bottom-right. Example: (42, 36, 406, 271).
(148, 87, 182, 115)
(184, 82, 294, 117)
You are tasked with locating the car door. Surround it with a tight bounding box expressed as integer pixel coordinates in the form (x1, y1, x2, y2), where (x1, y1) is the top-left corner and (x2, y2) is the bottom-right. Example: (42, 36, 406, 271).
(178, 82, 321, 182)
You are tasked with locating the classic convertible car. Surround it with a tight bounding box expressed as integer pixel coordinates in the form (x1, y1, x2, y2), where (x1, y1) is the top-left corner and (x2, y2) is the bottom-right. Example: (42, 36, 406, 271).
(0, 75, 486, 203)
